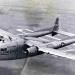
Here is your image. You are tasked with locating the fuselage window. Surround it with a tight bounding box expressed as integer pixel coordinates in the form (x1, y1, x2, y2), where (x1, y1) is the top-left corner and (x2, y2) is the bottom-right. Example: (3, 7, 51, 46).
(8, 36, 12, 41)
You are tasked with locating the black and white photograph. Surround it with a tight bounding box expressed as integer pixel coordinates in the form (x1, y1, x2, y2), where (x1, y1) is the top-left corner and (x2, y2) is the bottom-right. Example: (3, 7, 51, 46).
(0, 0, 75, 75)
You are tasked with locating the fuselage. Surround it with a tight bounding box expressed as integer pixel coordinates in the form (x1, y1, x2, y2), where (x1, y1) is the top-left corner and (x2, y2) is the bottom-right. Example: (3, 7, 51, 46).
(0, 29, 29, 60)
(0, 35, 28, 60)
(0, 29, 43, 60)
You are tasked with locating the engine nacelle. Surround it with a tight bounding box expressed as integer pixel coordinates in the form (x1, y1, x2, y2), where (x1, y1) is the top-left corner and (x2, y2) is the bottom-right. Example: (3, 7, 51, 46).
(27, 46, 39, 56)
(50, 39, 75, 49)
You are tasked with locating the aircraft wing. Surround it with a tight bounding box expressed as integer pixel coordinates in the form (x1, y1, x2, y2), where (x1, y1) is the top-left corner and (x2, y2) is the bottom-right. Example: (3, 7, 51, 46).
(39, 47, 75, 60)
(26, 38, 75, 60)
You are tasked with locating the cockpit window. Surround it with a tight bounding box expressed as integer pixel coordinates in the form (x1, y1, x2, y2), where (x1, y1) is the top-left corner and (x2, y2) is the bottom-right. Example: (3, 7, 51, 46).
(0, 48, 7, 51)
(0, 35, 4, 42)
(0, 36, 3, 38)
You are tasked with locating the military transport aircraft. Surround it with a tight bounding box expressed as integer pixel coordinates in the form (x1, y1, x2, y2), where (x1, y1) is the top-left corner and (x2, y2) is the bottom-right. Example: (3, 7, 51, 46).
(0, 18, 75, 60)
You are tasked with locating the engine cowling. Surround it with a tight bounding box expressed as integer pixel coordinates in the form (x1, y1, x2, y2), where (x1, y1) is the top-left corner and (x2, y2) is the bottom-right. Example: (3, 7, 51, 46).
(27, 46, 39, 56)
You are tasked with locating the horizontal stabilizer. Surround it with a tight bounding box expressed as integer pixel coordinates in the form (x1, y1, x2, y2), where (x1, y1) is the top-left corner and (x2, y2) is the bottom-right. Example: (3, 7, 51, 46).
(58, 30, 75, 37)
(16, 29, 33, 33)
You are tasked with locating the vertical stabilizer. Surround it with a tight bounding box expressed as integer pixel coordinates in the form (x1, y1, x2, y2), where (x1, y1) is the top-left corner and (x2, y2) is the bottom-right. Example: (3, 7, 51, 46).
(52, 17, 59, 36)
